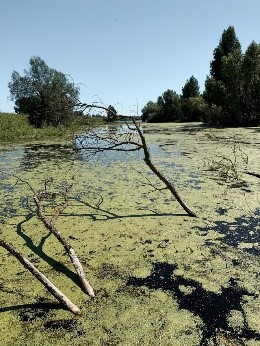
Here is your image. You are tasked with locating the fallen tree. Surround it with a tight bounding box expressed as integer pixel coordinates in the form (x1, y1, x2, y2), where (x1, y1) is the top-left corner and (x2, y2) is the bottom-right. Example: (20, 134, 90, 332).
(0, 239, 81, 315)
(13, 176, 94, 296)
(0, 175, 94, 315)
(32, 180, 95, 297)
(74, 102, 197, 217)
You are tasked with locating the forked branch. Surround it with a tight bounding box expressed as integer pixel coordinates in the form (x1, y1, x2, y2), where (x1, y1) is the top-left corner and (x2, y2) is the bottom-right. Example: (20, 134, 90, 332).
(75, 102, 197, 217)
(14, 176, 95, 297)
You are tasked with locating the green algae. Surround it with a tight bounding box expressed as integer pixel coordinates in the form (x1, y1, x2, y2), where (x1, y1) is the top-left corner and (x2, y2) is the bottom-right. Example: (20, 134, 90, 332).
(0, 123, 259, 345)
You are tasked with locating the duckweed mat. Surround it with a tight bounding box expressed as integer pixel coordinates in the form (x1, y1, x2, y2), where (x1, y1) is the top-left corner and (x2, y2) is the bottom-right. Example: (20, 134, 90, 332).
(0, 122, 259, 345)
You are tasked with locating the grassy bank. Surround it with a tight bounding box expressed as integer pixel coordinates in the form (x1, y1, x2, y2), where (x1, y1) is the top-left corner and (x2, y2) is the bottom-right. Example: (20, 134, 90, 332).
(0, 113, 105, 142)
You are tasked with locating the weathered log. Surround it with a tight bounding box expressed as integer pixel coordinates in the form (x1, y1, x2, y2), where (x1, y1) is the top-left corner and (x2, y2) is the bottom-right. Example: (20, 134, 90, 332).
(0, 239, 81, 315)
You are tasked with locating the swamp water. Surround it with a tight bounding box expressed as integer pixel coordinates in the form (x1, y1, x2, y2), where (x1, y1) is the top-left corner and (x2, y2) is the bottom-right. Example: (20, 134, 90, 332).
(0, 122, 259, 345)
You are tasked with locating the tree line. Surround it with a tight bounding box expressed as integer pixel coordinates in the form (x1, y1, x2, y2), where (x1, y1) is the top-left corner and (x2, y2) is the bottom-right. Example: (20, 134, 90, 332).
(7, 26, 260, 128)
(141, 26, 260, 127)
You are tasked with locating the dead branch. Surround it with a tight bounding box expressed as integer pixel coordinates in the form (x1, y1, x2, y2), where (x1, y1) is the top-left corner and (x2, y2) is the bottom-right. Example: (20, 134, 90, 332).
(245, 171, 260, 179)
(33, 184, 95, 297)
(132, 117, 197, 217)
(75, 102, 197, 217)
(13, 176, 95, 297)
(0, 239, 81, 315)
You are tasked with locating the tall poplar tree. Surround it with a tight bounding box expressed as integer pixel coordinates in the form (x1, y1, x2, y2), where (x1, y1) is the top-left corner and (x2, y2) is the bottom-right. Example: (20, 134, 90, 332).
(210, 26, 241, 81)
(241, 41, 260, 125)
(203, 26, 243, 125)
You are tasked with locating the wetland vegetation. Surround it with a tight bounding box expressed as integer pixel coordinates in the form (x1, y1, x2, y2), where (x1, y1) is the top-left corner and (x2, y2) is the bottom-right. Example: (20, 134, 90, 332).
(0, 122, 259, 345)
(0, 112, 104, 142)
(1, 22, 260, 346)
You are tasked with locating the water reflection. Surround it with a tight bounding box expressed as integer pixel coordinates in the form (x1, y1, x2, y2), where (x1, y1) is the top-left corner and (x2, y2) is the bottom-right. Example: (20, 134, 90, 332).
(0, 124, 202, 187)
(0, 144, 76, 174)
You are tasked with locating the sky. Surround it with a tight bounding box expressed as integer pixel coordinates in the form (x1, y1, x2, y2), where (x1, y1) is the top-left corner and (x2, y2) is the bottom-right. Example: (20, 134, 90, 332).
(1, 0, 260, 115)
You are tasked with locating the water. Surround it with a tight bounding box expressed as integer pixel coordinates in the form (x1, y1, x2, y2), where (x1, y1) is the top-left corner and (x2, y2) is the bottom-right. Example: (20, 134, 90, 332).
(0, 123, 259, 345)
(0, 124, 168, 173)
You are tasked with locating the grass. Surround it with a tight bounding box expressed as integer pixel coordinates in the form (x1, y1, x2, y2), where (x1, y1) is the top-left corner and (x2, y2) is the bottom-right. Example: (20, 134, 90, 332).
(0, 113, 105, 143)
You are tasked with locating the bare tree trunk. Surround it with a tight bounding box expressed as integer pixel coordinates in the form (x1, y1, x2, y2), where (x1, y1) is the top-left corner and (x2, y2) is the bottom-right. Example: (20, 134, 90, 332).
(0, 239, 81, 315)
(33, 192, 95, 297)
(132, 118, 197, 217)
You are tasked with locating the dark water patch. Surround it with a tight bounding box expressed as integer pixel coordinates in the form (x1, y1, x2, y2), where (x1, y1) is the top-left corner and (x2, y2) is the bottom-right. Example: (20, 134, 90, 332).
(44, 319, 77, 331)
(18, 298, 60, 322)
(185, 172, 203, 190)
(19, 306, 50, 322)
(197, 209, 260, 256)
(20, 143, 76, 170)
(160, 161, 203, 190)
(216, 207, 228, 216)
(127, 262, 260, 346)
(0, 206, 17, 217)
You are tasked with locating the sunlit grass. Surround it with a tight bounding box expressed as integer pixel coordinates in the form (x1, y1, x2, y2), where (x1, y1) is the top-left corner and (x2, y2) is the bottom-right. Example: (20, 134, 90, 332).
(0, 113, 105, 142)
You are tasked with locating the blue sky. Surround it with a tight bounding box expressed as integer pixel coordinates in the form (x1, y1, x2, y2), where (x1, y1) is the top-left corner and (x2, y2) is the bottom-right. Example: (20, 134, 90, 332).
(1, 0, 260, 115)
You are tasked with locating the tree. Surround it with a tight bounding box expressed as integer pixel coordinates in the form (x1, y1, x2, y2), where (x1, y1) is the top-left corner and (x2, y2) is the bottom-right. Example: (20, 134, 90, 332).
(180, 96, 206, 122)
(9, 56, 79, 127)
(141, 101, 162, 122)
(181, 76, 200, 99)
(221, 49, 244, 126)
(241, 41, 260, 125)
(204, 26, 260, 126)
(203, 26, 245, 126)
(156, 89, 181, 122)
(106, 105, 117, 122)
(180, 76, 203, 122)
(210, 26, 241, 80)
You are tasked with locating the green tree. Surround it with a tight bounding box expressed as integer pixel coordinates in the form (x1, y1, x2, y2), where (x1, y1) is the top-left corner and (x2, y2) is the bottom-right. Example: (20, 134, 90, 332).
(141, 101, 161, 122)
(203, 26, 244, 126)
(180, 96, 206, 122)
(9, 56, 79, 127)
(221, 49, 243, 126)
(106, 105, 117, 122)
(156, 89, 181, 122)
(180, 76, 202, 122)
(241, 41, 260, 125)
(181, 76, 200, 99)
(210, 26, 241, 80)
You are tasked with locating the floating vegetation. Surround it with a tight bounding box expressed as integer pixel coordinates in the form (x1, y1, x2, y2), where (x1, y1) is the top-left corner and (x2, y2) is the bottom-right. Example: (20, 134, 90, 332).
(0, 122, 259, 345)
